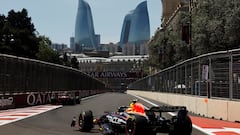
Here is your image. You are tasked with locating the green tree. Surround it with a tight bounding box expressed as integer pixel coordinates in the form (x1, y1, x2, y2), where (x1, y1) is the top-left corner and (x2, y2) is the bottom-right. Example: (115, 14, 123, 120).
(148, 11, 191, 70)
(71, 56, 79, 69)
(0, 8, 39, 58)
(224, 0, 240, 49)
(0, 15, 6, 49)
(63, 52, 70, 66)
(0, 14, 12, 53)
(148, 29, 162, 69)
(36, 36, 61, 64)
(192, 0, 240, 55)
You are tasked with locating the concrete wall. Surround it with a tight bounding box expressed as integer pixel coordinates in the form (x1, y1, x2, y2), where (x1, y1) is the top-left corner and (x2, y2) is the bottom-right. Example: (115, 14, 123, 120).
(127, 90, 240, 122)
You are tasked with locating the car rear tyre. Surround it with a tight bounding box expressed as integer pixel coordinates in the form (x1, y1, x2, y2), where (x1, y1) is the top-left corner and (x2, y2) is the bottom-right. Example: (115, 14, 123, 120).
(169, 110, 192, 135)
(76, 97, 81, 104)
(78, 110, 93, 132)
(125, 115, 149, 135)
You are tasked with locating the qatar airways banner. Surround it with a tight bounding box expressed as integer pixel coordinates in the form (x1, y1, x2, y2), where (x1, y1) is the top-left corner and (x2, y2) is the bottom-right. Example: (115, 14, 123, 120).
(87, 72, 140, 78)
(0, 90, 106, 110)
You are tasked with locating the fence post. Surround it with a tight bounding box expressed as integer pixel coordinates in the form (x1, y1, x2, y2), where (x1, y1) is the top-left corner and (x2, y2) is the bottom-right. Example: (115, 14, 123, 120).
(185, 63, 187, 94)
(229, 52, 233, 100)
(191, 62, 193, 95)
(208, 58, 212, 98)
(198, 59, 201, 96)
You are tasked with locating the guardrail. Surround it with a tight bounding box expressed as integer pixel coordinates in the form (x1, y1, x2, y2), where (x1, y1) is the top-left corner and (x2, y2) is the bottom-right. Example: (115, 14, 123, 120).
(129, 48, 240, 100)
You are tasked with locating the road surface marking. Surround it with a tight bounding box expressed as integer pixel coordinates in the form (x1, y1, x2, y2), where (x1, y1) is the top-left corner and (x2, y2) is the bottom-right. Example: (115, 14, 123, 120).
(0, 105, 62, 126)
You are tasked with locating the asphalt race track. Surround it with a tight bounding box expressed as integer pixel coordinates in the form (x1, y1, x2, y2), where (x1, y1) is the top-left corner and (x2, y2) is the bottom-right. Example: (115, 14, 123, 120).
(0, 92, 205, 135)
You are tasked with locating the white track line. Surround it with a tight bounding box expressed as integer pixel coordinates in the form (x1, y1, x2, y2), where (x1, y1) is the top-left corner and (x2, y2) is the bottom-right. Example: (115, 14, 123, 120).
(0, 105, 62, 126)
(81, 94, 101, 100)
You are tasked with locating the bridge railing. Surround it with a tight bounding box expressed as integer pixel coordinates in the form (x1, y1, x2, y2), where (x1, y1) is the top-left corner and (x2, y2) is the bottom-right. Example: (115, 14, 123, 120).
(0, 54, 107, 94)
(128, 48, 240, 100)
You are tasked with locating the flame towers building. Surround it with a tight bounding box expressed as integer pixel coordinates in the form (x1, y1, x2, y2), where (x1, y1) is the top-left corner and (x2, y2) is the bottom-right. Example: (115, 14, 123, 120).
(75, 0, 99, 52)
(119, 1, 150, 55)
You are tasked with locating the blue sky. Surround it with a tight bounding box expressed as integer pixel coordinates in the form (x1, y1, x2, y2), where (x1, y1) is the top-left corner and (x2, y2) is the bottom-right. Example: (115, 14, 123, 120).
(0, 0, 162, 46)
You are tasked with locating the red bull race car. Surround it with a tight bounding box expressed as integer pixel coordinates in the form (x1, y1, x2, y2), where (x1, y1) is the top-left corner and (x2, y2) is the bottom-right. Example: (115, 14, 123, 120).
(77, 101, 192, 135)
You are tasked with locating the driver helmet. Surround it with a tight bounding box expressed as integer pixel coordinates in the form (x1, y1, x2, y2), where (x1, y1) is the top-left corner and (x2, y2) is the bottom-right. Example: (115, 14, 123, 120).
(129, 99, 138, 108)
(129, 99, 145, 114)
(132, 102, 145, 114)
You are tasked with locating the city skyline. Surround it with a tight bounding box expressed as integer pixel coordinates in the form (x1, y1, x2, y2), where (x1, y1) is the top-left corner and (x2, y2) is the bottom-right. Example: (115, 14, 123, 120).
(0, 0, 162, 46)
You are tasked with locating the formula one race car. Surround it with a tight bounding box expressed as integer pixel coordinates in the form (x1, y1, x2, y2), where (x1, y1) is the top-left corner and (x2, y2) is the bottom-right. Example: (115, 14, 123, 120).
(78, 103, 192, 135)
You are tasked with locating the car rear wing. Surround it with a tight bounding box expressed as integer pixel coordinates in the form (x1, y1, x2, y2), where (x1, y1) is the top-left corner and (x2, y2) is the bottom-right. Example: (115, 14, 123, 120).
(148, 106, 187, 113)
(118, 106, 129, 112)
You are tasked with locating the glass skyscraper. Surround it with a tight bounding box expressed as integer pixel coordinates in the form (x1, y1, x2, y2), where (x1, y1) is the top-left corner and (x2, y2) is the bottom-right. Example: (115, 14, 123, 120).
(119, 1, 150, 53)
(75, 0, 98, 52)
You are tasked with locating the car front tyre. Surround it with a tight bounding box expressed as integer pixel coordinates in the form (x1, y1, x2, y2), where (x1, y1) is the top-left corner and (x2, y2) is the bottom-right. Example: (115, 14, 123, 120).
(78, 110, 93, 132)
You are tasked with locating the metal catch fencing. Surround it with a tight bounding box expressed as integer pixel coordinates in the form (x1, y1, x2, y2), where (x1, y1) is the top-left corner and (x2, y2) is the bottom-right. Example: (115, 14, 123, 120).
(0, 54, 107, 94)
(128, 49, 240, 100)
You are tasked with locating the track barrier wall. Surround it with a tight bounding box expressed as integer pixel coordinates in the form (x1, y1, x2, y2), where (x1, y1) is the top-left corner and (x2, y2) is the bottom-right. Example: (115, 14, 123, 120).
(0, 54, 109, 110)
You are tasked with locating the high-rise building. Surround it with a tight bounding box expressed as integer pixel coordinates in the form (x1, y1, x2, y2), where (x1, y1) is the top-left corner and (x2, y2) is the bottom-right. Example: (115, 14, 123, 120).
(70, 37, 75, 50)
(75, 0, 99, 53)
(51, 43, 68, 53)
(119, 1, 150, 55)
